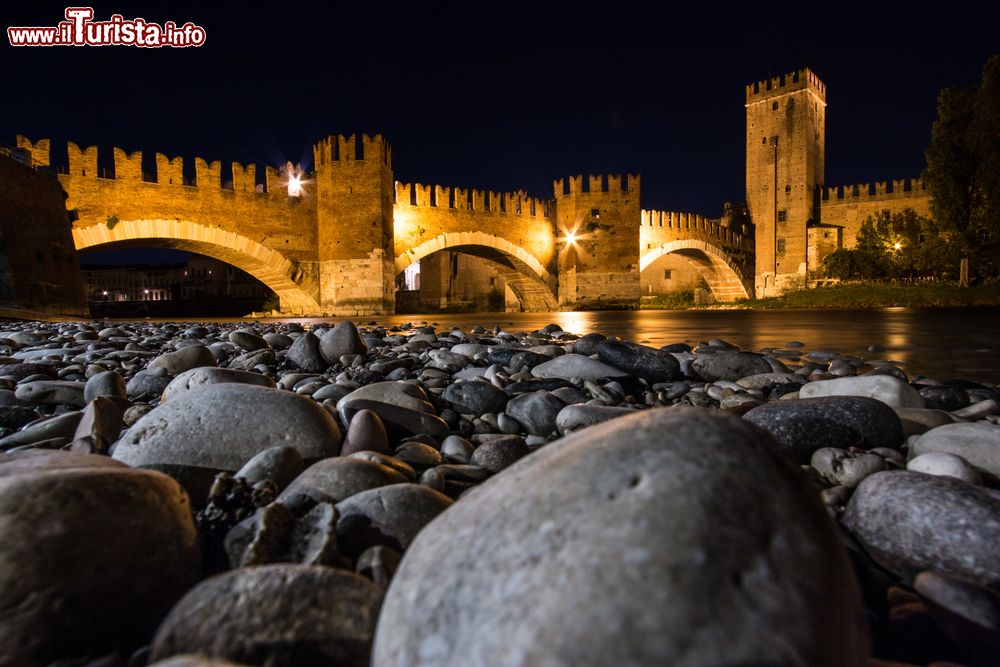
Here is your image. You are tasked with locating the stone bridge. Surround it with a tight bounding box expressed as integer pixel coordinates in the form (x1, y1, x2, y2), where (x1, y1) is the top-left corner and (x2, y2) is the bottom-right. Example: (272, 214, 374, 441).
(16, 135, 755, 315)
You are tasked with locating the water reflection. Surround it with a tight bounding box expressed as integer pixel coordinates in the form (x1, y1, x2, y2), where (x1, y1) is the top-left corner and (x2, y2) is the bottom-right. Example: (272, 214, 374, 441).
(359, 308, 999, 384)
(133, 307, 1000, 384)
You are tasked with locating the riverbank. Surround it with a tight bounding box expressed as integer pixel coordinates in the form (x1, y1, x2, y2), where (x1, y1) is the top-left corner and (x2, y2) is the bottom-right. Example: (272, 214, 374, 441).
(1, 318, 999, 665)
(642, 283, 1000, 310)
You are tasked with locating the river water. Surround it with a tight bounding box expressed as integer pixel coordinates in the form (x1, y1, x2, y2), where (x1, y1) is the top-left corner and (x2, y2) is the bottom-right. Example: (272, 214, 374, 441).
(125, 307, 1000, 384)
(247, 307, 999, 385)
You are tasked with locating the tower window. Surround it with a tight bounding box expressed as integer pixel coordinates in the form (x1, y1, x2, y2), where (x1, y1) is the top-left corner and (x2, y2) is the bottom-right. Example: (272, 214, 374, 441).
(590, 208, 600, 220)
(776, 239, 786, 256)
(663, 269, 673, 281)
(777, 210, 787, 222)
(762, 137, 767, 145)
(772, 101, 779, 110)
(785, 185, 791, 193)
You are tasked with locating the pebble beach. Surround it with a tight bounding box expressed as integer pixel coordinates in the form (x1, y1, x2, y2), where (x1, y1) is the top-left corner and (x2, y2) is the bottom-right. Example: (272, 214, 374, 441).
(1, 318, 999, 667)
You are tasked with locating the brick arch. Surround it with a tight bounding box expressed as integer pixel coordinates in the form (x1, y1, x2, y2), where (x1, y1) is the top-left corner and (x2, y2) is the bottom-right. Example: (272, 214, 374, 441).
(640, 239, 753, 302)
(395, 232, 557, 312)
(73, 219, 321, 315)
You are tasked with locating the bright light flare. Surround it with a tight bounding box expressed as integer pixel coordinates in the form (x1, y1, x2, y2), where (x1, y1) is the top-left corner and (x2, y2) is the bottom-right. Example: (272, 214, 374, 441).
(561, 230, 578, 246)
(287, 173, 303, 197)
(893, 242, 902, 251)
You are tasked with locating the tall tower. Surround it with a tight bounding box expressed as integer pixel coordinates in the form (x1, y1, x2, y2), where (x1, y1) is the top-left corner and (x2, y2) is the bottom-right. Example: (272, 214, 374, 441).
(312, 134, 396, 315)
(745, 68, 826, 297)
(552, 174, 641, 310)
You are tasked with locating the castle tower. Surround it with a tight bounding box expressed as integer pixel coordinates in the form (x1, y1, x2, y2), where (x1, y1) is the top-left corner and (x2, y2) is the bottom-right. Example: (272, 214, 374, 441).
(312, 134, 396, 314)
(745, 68, 826, 296)
(552, 174, 641, 309)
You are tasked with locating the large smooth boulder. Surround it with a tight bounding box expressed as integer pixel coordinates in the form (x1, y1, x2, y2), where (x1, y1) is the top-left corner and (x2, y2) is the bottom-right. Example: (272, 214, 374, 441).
(373, 408, 867, 667)
(0, 451, 200, 666)
(151, 565, 382, 667)
(843, 471, 1000, 586)
(743, 396, 903, 462)
(113, 384, 341, 501)
(909, 422, 1000, 478)
(161, 366, 275, 401)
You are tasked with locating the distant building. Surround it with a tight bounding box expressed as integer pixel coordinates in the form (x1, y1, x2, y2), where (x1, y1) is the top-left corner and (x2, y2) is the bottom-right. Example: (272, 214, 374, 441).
(81, 256, 273, 304)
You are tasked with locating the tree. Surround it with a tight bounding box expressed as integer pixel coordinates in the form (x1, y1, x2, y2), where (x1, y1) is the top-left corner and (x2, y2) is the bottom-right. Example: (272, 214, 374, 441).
(924, 54, 1000, 279)
(823, 209, 959, 280)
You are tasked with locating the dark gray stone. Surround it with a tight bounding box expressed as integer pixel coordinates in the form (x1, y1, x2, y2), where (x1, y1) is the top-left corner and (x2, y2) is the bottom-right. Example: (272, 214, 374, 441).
(342, 408, 390, 456)
(286, 332, 327, 373)
(14, 380, 86, 407)
(151, 565, 382, 667)
(0, 457, 199, 666)
(278, 457, 409, 506)
(372, 408, 867, 667)
(571, 332, 607, 356)
(126, 370, 172, 400)
(340, 398, 449, 438)
(234, 445, 305, 491)
(843, 471, 1000, 586)
(692, 351, 773, 382)
(83, 370, 126, 403)
(336, 483, 453, 558)
(228, 329, 268, 351)
(0, 410, 83, 450)
(504, 391, 563, 436)
(743, 396, 904, 463)
(441, 381, 509, 415)
(555, 404, 636, 434)
(321, 322, 368, 363)
(469, 435, 530, 473)
(148, 345, 217, 375)
(597, 340, 681, 382)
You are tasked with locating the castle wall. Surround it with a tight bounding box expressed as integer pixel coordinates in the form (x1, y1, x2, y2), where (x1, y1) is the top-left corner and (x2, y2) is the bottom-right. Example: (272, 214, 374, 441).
(553, 174, 641, 309)
(393, 182, 555, 279)
(640, 253, 703, 295)
(49, 141, 318, 265)
(0, 150, 88, 315)
(819, 178, 932, 247)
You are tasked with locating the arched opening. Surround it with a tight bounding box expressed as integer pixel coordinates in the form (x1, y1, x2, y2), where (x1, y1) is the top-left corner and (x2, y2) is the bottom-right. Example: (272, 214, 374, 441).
(395, 233, 557, 313)
(640, 240, 753, 304)
(78, 246, 279, 317)
(73, 219, 321, 315)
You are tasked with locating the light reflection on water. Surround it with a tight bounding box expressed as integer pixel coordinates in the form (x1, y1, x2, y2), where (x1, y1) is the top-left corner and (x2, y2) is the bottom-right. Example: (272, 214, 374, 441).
(136, 307, 1000, 384)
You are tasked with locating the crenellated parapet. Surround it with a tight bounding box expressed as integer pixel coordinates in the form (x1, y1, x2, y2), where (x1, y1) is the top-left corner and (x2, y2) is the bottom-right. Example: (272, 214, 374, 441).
(14, 135, 50, 168)
(394, 182, 550, 218)
(821, 178, 927, 202)
(640, 210, 753, 254)
(312, 133, 392, 167)
(745, 68, 826, 103)
(19, 136, 303, 204)
(552, 173, 640, 197)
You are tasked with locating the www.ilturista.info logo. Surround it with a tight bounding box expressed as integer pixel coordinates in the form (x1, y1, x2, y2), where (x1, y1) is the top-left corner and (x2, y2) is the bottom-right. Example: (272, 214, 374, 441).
(7, 7, 206, 47)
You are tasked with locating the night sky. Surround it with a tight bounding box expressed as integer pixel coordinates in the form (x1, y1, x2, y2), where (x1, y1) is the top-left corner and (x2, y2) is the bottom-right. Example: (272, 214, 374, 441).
(2, 2, 995, 264)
